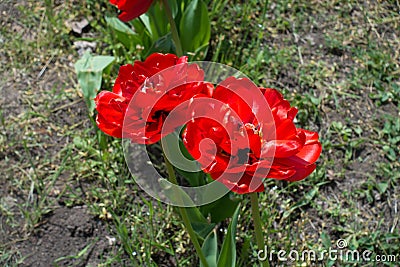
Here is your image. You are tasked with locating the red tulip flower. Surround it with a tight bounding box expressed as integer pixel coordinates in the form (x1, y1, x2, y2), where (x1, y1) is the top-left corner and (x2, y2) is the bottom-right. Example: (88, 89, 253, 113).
(110, 0, 154, 22)
(182, 77, 322, 194)
(95, 53, 212, 144)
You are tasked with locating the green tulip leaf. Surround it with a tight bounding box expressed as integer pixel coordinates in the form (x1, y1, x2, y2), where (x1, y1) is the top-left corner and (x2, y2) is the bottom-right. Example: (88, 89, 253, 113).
(179, 0, 211, 53)
(161, 132, 207, 187)
(192, 222, 216, 240)
(145, 33, 176, 56)
(201, 230, 218, 267)
(167, 0, 178, 17)
(217, 204, 240, 267)
(74, 52, 114, 115)
(201, 193, 241, 224)
(140, 2, 169, 41)
(159, 179, 215, 239)
(105, 16, 142, 49)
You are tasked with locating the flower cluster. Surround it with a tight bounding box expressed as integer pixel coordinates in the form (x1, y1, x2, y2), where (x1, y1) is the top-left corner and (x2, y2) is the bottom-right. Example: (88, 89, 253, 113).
(95, 53, 322, 194)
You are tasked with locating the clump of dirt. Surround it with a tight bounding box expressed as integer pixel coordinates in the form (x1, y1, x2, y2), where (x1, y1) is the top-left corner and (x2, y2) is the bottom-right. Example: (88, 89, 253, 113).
(16, 206, 117, 267)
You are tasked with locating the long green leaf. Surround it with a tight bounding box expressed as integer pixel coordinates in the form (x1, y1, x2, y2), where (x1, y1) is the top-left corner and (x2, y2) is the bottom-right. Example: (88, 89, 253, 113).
(167, 0, 178, 17)
(145, 33, 176, 56)
(192, 221, 216, 240)
(217, 204, 240, 267)
(201, 193, 240, 224)
(140, 2, 169, 41)
(162, 132, 206, 187)
(105, 16, 142, 49)
(74, 52, 114, 114)
(179, 0, 211, 53)
(159, 179, 215, 239)
(201, 230, 218, 267)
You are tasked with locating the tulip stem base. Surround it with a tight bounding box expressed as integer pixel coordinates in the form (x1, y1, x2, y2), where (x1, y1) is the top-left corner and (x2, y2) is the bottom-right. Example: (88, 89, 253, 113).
(163, 155, 209, 267)
(250, 192, 270, 267)
(162, 0, 184, 57)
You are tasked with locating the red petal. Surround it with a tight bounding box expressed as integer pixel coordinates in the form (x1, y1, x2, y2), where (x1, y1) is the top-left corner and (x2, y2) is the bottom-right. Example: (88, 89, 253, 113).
(275, 118, 297, 140)
(134, 53, 183, 77)
(273, 140, 303, 158)
(263, 88, 283, 107)
(96, 113, 122, 138)
(286, 163, 316, 182)
(274, 156, 317, 181)
(295, 142, 322, 164)
(295, 129, 322, 163)
(115, 0, 154, 22)
(214, 77, 264, 123)
(210, 172, 265, 194)
(95, 91, 127, 138)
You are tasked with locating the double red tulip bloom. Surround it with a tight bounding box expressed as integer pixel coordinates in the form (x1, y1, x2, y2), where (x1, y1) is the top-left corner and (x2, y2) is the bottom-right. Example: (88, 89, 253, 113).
(95, 53, 212, 144)
(110, 0, 154, 22)
(183, 77, 322, 194)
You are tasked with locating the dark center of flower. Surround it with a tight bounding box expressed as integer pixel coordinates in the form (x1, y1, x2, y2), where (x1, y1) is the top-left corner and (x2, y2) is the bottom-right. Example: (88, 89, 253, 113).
(151, 110, 168, 120)
(236, 148, 250, 164)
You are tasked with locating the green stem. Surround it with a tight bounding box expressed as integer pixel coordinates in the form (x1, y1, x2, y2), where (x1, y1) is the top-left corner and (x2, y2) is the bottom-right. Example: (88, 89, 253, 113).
(162, 0, 184, 57)
(250, 193, 270, 267)
(164, 156, 209, 267)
